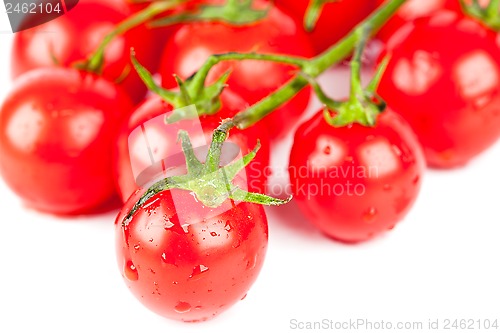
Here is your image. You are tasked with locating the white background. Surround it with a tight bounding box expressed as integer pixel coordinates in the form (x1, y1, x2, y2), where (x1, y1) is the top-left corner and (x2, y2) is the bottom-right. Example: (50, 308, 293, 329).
(1, 25, 500, 333)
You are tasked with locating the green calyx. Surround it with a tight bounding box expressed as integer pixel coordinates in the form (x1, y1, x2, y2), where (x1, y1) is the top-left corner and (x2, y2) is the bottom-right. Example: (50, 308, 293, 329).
(123, 121, 290, 224)
(151, 0, 268, 27)
(305, 26, 387, 128)
(131, 50, 228, 122)
(461, 0, 500, 31)
(304, 0, 337, 31)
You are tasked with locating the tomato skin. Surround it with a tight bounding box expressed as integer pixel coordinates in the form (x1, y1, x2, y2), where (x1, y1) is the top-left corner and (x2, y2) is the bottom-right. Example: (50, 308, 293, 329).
(115, 188, 268, 322)
(159, 0, 314, 140)
(275, 0, 377, 54)
(0, 68, 133, 214)
(114, 91, 270, 203)
(11, 1, 156, 104)
(378, 11, 500, 168)
(375, 0, 460, 41)
(289, 110, 425, 243)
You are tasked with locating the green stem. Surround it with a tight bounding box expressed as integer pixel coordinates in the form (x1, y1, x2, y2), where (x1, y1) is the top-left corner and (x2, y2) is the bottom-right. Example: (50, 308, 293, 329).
(131, 50, 178, 102)
(349, 26, 369, 100)
(319, 25, 384, 127)
(190, 52, 309, 97)
(487, 0, 500, 16)
(81, 0, 186, 73)
(231, 0, 406, 129)
(304, 0, 333, 31)
(227, 0, 240, 7)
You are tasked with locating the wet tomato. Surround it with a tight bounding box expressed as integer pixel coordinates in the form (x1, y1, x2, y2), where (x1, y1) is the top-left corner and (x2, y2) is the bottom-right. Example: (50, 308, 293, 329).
(11, 1, 157, 104)
(114, 90, 270, 202)
(0, 67, 133, 214)
(115, 182, 268, 322)
(378, 10, 500, 168)
(289, 110, 425, 242)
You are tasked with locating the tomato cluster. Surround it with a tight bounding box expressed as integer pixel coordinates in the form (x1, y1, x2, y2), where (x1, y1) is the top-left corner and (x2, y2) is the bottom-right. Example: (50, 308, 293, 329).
(1, 0, 499, 325)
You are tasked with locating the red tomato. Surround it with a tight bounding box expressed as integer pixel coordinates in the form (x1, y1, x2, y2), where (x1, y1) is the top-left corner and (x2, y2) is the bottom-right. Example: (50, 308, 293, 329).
(289, 110, 425, 243)
(375, 0, 460, 41)
(79, 0, 131, 12)
(114, 90, 270, 202)
(378, 11, 500, 168)
(159, 0, 314, 140)
(0, 68, 133, 214)
(115, 187, 268, 322)
(11, 1, 157, 104)
(275, 0, 377, 54)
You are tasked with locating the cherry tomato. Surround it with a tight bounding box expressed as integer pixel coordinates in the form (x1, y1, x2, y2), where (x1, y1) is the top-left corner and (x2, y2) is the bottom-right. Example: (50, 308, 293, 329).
(11, 1, 156, 104)
(114, 90, 270, 202)
(378, 10, 500, 168)
(289, 110, 425, 243)
(275, 0, 377, 54)
(115, 186, 268, 322)
(375, 0, 460, 41)
(159, 0, 314, 140)
(0, 68, 133, 214)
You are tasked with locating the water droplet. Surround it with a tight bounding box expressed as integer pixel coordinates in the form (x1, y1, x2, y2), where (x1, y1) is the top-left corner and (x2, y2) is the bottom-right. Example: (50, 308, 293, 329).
(241, 294, 247, 300)
(181, 224, 190, 233)
(149, 238, 154, 242)
(164, 218, 175, 230)
(149, 268, 156, 274)
(224, 221, 232, 231)
(323, 145, 331, 155)
(124, 261, 138, 281)
(413, 175, 420, 185)
(210, 232, 218, 237)
(133, 244, 140, 251)
(189, 191, 199, 202)
(232, 238, 241, 248)
(246, 255, 258, 270)
(174, 301, 192, 314)
(190, 265, 209, 281)
(392, 145, 402, 156)
(161, 252, 177, 266)
(363, 207, 378, 223)
(194, 306, 203, 310)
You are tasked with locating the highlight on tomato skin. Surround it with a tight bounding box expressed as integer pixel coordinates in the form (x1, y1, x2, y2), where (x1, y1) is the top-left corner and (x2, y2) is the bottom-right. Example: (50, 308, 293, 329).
(0, 67, 134, 215)
(377, 10, 500, 168)
(289, 110, 426, 243)
(113, 91, 270, 203)
(115, 187, 269, 322)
